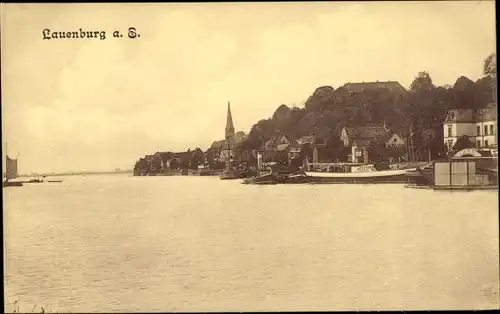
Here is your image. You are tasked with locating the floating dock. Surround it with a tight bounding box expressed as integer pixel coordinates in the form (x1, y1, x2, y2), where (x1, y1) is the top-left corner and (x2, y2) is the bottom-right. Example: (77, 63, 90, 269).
(405, 156, 498, 191)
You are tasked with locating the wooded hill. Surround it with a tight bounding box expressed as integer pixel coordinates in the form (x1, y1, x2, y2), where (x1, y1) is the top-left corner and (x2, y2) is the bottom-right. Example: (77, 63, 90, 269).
(235, 53, 496, 152)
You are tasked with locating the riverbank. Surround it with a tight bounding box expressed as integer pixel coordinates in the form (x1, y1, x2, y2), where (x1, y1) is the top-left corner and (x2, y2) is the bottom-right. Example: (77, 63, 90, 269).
(147, 169, 223, 176)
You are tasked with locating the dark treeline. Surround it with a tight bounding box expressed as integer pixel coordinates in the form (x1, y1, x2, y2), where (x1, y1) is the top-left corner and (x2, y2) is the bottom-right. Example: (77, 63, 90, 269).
(133, 148, 214, 176)
(238, 53, 496, 155)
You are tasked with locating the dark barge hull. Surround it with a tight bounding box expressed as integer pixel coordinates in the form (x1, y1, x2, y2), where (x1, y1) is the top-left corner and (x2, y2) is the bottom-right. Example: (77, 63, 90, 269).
(3, 181, 23, 187)
(221, 169, 258, 180)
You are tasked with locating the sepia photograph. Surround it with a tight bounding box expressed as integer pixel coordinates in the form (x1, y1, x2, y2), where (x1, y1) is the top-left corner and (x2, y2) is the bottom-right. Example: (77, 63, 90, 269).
(2, 1, 499, 312)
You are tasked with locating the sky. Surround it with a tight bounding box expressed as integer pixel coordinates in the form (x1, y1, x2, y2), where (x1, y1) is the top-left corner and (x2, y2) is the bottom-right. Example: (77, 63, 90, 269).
(1, 1, 496, 174)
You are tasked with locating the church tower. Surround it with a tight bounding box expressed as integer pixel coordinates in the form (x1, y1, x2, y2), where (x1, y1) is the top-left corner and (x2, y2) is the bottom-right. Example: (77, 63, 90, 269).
(225, 101, 236, 149)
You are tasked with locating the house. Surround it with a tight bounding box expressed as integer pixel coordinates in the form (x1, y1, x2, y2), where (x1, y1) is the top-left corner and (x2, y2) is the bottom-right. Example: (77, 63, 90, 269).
(341, 124, 390, 147)
(263, 135, 323, 163)
(262, 135, 291, 161)
(276, 142, 291, 152)
(205, 147, 222, 163)
(342, 81, 408, 95)
(297, 135, 326, 147)
(385, 133, 406, 148)
(265, 135, 291, 150)
(340, 124, 406, 163)
(287, 141, 302, 160)
(443, 103, 497, 151)
(476, 104, 497, 149)
(297, 135, 315, 146)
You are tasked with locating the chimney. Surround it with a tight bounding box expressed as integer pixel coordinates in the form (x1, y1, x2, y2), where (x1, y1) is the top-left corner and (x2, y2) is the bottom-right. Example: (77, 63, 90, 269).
(383, 120, 390, 132)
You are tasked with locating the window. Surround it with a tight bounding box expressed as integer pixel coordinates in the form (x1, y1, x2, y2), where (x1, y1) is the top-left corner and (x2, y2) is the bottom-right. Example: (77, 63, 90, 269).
(477, 140, 481, 148)
(484, 125, 488, 136)
(447, 140, 453, 150)
(477, 126, 481, 136)
(447, 125, 452, 137)
(393, 138, 397, 143)
(490, 125, 494, 135)
(485, 140, 489, 147)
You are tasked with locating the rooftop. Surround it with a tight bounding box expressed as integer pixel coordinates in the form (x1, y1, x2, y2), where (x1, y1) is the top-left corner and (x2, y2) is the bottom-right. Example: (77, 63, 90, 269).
(445, 104, 497, 123)
(344, 125, 390, 139)
(342, 81, 408, 94)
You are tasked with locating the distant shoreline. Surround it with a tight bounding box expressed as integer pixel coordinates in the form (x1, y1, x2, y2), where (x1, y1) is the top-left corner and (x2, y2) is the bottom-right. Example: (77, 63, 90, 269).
(10, 170, 133, 178)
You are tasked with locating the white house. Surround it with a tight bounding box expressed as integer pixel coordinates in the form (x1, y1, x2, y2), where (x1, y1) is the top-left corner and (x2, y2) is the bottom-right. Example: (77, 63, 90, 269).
(443, 103, 497, 151)
(385, 133, 406, 148)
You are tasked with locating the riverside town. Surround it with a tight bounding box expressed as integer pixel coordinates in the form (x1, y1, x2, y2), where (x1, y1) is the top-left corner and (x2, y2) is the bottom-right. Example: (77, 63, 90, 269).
(131, 53, 498, 190)
(3, 3, 498, 313)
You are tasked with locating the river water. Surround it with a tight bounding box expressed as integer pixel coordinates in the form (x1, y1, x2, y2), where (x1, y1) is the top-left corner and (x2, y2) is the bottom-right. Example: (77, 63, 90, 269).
(3, 174, 499, 312)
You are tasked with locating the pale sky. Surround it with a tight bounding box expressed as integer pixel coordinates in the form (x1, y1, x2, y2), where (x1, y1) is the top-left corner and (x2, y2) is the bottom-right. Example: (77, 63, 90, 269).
(1, 1, 496, 174)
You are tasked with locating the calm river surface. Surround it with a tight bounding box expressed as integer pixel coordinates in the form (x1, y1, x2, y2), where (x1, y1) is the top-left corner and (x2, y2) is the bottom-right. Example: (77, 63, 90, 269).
(3, 174, 499, 312)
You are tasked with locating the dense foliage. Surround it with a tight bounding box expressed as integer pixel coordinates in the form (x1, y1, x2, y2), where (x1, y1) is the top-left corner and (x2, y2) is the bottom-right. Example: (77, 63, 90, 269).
(240, 53, 496, 151)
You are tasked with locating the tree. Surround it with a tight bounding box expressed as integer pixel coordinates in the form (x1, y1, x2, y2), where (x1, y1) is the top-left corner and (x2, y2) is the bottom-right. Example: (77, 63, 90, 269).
(483, 52, 496, 79)
(410, 71, 435, 93)
(480, 52, 497, 105)
(323, 135, 344, 161)
(426, 137, 447, 159)
(151, 156, 162, 174)
(475, 76, 495, 108)
(133, 160, 144, 176)
(304, 86, 335, 112)
(452, 135, 475, 152)
(299, 143, 314, 162)
(205, 150, 215, 168)
(273, 104, 291, 120)
(169, 158, 179, 170)
(180, 158, 190, 170)
(338, 147, 351, 162)
(453, 76, 476, 108)
(190, 148, 205, 170)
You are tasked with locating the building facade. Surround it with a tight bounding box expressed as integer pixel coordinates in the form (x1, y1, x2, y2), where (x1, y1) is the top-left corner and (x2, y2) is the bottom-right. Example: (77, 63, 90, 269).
(340, 124, 405, 162)
(443, 104, 497, 151)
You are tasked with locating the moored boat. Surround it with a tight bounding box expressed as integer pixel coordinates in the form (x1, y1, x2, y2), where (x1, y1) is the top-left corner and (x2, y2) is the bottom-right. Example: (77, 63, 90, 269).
(242, 173, 278, 185)
(220, 170, 242, 180)
(3, 181, 23, 187)
(199, 168, 215, 176)
(305, 163, 417, 184)
(28, 177, 44, 183)
(282, 173, 311, 184)
(405, 163, 434, 186)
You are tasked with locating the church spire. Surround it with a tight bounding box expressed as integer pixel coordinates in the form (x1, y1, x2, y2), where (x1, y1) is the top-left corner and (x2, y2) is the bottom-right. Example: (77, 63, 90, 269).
(225, 101, 235, 139)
